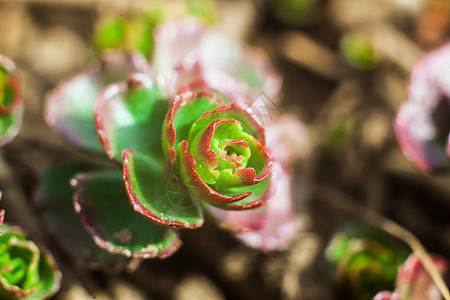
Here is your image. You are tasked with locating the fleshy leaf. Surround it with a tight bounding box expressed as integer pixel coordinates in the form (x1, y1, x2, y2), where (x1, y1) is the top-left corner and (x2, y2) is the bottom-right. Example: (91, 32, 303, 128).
(123, 149, 203, 229)
(44, 51, 150, 154)
(187, 117, 272, 189)
(0, 210, 4, 233)
(207, 163, 298, 252)
(0, 225, 61, 300)
(94, 9, 164, 59)
(372, 291, 400, 300)
(211, 175, 271, 210)
(0, 55, 23, 147)
(95, 73, 168, 163)
(265, 114, 311, 167)
(396, 253, 448, 300)
(188, 102, 265, 144)
(72, 170, 181, 258)
(37, 163, 128, 271)
(162, 90, 221, 167)
(326, 225, 408, 300)
(395, 42, 450, 173)
(93, 17, 127, 52)
(153, 18, 281, 102)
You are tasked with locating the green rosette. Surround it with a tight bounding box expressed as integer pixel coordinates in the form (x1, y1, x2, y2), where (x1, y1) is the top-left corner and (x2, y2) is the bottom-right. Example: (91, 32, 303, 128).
(0, 225, 61, 300)
(326, 226, 408, 300)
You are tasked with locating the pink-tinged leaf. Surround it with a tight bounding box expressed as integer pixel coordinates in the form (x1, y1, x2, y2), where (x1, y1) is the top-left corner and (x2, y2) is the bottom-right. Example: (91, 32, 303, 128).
(207, 162, 299, 251)
(447, 134, 450, 158)
(123, 149, 204, 229)
(44, 51, 150, 154)
(0, 55, 23, 147)
(162, 90, 221, 167)
(265, 114, 312, 168)
(396, 253, 448, 300)
(395, 42, 450, 173)
(153, 18, 281, 103)
(72, 170, 181, 259)
(95, 73, 168, 163)
(0, 210, 4, 234)
(37, 163, 129, 271)
(207, 114, 309, 250)
(372, 291, 400, 300)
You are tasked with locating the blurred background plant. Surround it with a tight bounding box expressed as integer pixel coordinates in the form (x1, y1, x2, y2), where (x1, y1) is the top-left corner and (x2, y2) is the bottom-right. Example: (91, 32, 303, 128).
(326, 225, 408, 300)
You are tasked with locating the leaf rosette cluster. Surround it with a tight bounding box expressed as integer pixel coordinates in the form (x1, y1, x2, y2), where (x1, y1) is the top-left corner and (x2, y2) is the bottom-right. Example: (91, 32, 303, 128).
(0, 225, 61, 300)
(326, 227, 407, 300)
(41, 18, 309, 261)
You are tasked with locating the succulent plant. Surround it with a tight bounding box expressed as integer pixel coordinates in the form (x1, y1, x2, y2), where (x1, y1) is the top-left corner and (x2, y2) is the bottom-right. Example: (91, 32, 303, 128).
(93, 9, 163, 59)
(41, 18, 307, 260)
(93, 0, 217, 59)
(372, 291, 399, 300)
(396, 253, 448, 300)
(0, 55, 24, 147)
(373, 253, 448, 300)
(0, 224, 61, 300)
(326, 226, 408, 300)
(395, 41, 450, 173)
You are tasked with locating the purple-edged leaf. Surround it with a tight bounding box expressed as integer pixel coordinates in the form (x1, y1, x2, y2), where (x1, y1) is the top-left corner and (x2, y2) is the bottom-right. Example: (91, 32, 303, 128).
(38, 163, 128, 271)
(44, 51, 150, 154)
(72, 170, 181, 259)
(123, 149, 203, 229)
(0, 55, 23, 147)
(95, 73, 168, 163)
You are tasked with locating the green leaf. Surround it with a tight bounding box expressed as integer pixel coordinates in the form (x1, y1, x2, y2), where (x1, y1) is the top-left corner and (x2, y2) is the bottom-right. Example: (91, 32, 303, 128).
(0, 108, 22, 147)
(169, 96, 220, 148)
(123, 149, 203, 229)
(72, 170, 181, 258)
(187, 102, 265, 145)
(162, 93, 220, 165)
(96, 74, 168, 163)
(0, 225, 61, 300)
(212, 175, 271, 210)
(0, 55, 23, 147)
(38, 163, 128, 271)
(44, 52, 149, 155)
(93, 17, 127, 51)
